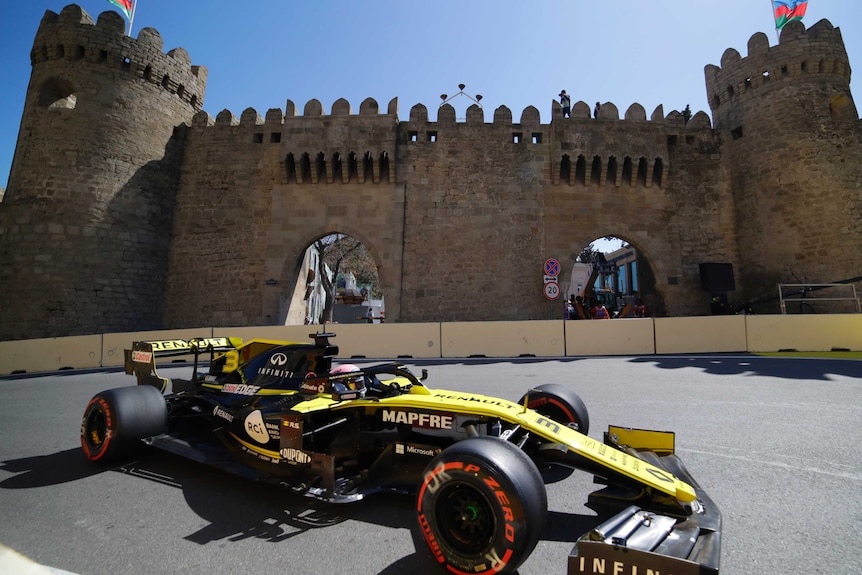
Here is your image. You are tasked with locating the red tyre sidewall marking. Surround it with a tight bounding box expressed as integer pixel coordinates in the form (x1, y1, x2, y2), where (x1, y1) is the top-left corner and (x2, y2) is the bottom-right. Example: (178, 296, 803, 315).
(528, 396, 575, 422)
(80, 397, 112, 461)
(418, 459, 517, 575)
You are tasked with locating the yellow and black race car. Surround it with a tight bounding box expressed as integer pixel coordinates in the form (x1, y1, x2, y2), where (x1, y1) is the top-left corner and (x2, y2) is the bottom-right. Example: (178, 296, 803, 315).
(81, 333, 721, 575)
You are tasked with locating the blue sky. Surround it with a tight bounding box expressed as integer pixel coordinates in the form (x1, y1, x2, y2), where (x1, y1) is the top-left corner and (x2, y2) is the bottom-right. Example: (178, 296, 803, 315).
(1, 0, 860, 190)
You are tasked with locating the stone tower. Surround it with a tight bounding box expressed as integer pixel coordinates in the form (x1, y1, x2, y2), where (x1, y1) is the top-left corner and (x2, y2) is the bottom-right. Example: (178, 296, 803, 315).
(706, 19, 862, 300)
(0, 5, 206, 340)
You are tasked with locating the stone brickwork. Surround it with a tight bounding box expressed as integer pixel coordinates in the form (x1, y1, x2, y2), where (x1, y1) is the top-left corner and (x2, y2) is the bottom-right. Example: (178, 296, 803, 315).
(0, 6, 859, 340)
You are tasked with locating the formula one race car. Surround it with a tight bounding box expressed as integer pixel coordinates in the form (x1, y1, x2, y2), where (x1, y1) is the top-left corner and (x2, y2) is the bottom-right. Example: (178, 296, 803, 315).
(80, 333, 721, 575)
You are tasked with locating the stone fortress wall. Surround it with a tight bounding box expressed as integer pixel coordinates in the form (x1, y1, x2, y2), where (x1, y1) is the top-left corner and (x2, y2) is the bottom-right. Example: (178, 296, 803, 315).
(0, 5, 859, 340)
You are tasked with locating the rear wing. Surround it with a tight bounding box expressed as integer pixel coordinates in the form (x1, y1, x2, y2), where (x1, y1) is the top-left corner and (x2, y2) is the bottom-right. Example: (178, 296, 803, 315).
(124, 337, 241, 392)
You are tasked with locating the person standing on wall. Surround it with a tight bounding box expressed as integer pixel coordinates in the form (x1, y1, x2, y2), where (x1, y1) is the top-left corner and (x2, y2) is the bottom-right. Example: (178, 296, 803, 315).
(559, 90, 571, 118)
(594, 101, 602, 118)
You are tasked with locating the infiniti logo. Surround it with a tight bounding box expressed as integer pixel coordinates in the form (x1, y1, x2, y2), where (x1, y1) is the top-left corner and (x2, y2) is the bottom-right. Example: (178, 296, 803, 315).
(270, 352, 288, 366)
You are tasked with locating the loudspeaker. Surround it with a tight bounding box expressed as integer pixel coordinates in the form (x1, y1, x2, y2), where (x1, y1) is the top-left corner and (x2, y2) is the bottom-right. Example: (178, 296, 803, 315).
(699, 263, 735, 292)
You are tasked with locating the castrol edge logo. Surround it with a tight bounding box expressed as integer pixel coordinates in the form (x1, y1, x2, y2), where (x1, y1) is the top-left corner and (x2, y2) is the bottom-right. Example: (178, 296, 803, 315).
(131, 350, 152, 363)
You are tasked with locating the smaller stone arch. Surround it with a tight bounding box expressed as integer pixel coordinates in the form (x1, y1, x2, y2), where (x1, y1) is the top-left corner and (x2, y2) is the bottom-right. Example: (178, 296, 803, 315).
(38, 77, 76, 109)
(331, 152, 343, 182)
(607, 156, 618, 186)
(560, 154, 572, 185)
(362, 151, 374, 183)
(379, 151, 391, 183)
(622, 156, 633, 186)
(315, 152, 326, 183)
(300, 153, 312, 183)
(652, 157, 664, 188)
(590, 155, 602, 185)
(284, 153, 297, 184)
(575, 155, 587, 186)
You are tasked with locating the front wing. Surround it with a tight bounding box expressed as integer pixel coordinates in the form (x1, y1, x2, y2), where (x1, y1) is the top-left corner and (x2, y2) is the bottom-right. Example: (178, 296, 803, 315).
(569, 427, 721, 575)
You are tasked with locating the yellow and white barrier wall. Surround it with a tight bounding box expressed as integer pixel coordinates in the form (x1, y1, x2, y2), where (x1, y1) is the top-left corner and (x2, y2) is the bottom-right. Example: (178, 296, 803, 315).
(1, 314, 860, 375)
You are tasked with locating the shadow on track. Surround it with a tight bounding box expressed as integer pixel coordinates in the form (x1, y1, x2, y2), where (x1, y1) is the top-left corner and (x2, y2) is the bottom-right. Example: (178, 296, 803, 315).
(0, 448, 104, 488)
(1, 446, 603, 574)
(628, 355, 862, 381)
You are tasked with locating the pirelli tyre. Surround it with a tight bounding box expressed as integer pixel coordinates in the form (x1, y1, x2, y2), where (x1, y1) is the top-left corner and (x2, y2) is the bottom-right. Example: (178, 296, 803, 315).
(416, 436, 547, 575)
(518, 383, 589, 435)
(81, 386, 168, 463)
(518, 383, 589, 483)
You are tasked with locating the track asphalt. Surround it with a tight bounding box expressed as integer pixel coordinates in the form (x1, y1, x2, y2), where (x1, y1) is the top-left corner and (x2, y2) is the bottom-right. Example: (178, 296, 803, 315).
(1, 355, 860, 575)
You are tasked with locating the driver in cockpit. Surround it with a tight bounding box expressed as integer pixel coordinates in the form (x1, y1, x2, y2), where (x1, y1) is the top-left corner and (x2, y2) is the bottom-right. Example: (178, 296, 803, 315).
(329, 364, 366, 397)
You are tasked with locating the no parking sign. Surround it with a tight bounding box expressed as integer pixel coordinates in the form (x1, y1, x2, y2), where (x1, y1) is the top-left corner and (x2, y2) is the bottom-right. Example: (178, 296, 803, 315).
(544, 258, 561, 277)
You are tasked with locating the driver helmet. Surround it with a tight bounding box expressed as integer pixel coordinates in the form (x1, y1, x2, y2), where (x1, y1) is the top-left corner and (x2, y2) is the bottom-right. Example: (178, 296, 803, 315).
(330, 364, 366, 395)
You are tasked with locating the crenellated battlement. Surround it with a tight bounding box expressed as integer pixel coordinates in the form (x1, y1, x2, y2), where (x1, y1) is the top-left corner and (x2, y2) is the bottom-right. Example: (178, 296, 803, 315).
(30, 4, 207, 112)
(191, 95, 710, 130)
(186, 96, 713, 189)
(705, 19, 851, 126)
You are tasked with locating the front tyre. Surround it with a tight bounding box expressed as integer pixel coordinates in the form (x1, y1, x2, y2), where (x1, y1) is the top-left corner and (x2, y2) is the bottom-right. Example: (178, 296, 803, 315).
(81, 386, 167, 463)
(417, 437, 547, 575)
(518, 383, 589, 435)
(518, 383, 590, 483)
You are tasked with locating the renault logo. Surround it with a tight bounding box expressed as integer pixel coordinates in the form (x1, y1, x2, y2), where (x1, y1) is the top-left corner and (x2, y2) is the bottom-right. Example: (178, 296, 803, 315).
(271, 352, 288, 366)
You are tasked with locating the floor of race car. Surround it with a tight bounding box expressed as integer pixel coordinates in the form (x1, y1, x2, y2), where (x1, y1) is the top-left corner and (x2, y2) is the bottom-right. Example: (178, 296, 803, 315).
(1, 355, 861, 575)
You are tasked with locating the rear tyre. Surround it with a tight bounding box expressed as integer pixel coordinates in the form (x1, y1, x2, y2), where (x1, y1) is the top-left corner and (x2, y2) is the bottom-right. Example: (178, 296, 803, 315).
(416, 437, 547, 575)
(518, 383, 590, 482)
(80, 386, 167, 463)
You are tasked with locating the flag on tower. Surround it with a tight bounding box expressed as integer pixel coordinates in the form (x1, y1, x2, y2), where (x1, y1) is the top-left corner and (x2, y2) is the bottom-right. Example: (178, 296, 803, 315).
(107, 0, 134, 22)
(772, 1, 808, 31)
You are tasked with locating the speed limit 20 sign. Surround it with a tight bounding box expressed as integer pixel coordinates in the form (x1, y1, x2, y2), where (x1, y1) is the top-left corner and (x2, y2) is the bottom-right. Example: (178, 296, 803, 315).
(544, 281, 560, 300)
